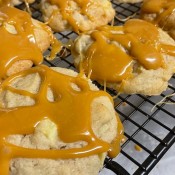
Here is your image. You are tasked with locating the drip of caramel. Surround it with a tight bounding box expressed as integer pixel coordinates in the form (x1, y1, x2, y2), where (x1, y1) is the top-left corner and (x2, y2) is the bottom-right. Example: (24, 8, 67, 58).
(108, 114, 124, 157)
(0, 65, 123, 174)
(39, 21, 62, 60)
(77, 19, 171, 83)
(134, 144, 142, 152)
(49, 37, 62, 60)
(160, 44, 175, 57)
(141, 0, 175, 25)
(0, 6, 43, 79)
(48, 0, 94, 33)
(24, 0, 32, 14)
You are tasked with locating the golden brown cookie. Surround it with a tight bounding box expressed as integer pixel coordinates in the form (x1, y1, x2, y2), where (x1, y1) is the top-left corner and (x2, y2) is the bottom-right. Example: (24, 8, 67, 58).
(114, 0, 142, 3)
(0, 0, 35, 6)
(72, 19, 175, 95)
(40, 0, 115, 33)
(0, 65, 123, 175)
(140, 0, 175, 40)
(0, 6, 61, 80)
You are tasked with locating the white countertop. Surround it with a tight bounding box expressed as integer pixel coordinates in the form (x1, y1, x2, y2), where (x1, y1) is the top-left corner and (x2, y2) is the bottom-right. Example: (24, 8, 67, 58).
(150, 143, 175, 175)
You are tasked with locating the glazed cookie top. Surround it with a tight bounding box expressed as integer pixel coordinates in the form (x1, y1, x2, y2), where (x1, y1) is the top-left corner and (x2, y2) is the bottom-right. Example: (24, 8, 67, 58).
(0, 65, 123, 174)
(0, 6, 42, 79)
(141, 0, 175, 16)
(140, 0, 175, 44)
(0, 0, 35, 6)
(41, 0, 115, 33)
(114, 0, 143, 3)
(0, 0, 11, 6)
(72, 19, 175, 83)
(140, 0, 175, 28)
(0, 6, 61, 79)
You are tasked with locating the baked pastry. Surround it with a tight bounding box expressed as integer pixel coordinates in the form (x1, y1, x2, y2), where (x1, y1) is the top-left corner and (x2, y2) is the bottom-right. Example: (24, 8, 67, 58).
(40, 0, 115, 33)
(0, 6, 61, 80)
(140, 0, 175, 40)
(0, 65, 123, 175)
(72, 19, 175, 95)
(114, 0, 142, 3)
(13, 0, 35, 5)
(0, 0, 35, 6)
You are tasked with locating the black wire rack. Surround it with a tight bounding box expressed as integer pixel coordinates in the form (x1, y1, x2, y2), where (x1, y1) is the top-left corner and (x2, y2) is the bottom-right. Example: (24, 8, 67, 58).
(18, 1, 175, 174)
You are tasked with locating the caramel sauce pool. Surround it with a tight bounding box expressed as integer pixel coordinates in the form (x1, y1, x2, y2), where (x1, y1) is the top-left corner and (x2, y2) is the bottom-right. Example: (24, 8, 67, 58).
(75, 19, 175, 83)
(0, 65, 123, 174)
(0, 6, 43, 79)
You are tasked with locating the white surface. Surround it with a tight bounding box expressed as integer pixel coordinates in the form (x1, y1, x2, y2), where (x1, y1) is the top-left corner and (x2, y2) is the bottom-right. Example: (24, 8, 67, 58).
(150, 143, 175, 175)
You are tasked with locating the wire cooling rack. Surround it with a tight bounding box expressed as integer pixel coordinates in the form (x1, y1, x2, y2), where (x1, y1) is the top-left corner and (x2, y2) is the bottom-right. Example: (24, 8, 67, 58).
(18, 1, 175, 174)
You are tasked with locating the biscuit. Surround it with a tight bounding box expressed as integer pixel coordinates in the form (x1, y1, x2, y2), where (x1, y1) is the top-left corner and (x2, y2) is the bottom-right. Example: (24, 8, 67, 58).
(72, 19, 175, 95)
(0, 0, 35, 6)
(5, 18, 50, 77)
(40, 0, 115, 33)
(114, 0, 142, 3)
(0, 66, 122, 175)
(140, 0, 175, 40)
(0, 6, 60, 79)
(13, 0, 35, 5)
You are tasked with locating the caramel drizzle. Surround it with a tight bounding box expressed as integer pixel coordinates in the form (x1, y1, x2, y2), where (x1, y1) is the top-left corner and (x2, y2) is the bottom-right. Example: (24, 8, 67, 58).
(24, 0, 32, 14)
(0, 0, 10, 7)
(0, 6, 43, 79)
(48, 0, 94, 33)
(39, 21, 62, 60)
(141, 0, 175, 25)
(77, 19, 175, 83)
(0, 65, 123, 174)
(108, 113, 124, 157)
(82, 30, 133, 83)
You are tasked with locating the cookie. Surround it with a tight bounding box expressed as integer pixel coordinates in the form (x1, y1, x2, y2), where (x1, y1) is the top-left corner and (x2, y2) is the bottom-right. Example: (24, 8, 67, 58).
(0, 6, 61, 79)
(141, 0, 175, 40)
(114, 0, 142, 3)
(0, 65, 123, 175)
(0, 0, 35, 6)
(72, 19, 175, 95)
(40, 0, 115, 33)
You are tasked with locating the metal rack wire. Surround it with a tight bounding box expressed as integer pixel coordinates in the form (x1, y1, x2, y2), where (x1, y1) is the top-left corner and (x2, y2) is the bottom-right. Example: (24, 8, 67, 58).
(19, 1, 175, 174)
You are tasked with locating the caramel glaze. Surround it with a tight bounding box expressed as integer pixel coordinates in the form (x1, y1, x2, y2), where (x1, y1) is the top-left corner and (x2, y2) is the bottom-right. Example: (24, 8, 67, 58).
(48, 0, 94, 33)
(109, 113, 124, 157)
(141, 0, 175, 25)
(39, 21, 62, 60)
(77, 19, 175, 83)
(134, 144, 142, 152)
(0, 65, 123, 174)
(0, 0, 10, 7)
(0, 0, 34, 14)
(0, 6, 42, 79)
(0, 6, 62, 78)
